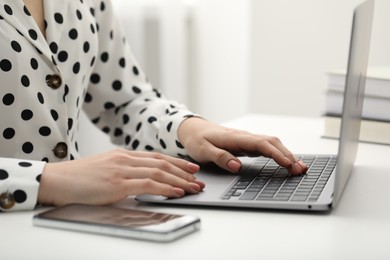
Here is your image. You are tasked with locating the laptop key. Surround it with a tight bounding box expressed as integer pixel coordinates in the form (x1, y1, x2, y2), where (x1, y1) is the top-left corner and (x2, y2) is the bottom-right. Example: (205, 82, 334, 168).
(291, 195, 308, 201)
(239, 191, 260, 200)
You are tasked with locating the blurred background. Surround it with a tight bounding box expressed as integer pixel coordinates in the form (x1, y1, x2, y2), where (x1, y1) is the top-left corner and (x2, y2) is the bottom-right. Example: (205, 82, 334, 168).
(112, 0, 389, 121)
(80, 0, 390, 155)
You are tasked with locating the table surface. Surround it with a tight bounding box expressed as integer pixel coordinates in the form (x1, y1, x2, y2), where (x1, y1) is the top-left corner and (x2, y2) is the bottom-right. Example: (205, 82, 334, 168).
(2, 114, 390, 260)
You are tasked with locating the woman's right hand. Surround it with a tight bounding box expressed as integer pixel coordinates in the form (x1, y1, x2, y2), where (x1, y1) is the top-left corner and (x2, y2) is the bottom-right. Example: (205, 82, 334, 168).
(37, 149, 205, 207)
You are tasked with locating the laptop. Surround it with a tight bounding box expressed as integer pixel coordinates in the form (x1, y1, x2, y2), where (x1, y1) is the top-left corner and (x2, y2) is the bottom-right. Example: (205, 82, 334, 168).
(137, 0, 375, 211)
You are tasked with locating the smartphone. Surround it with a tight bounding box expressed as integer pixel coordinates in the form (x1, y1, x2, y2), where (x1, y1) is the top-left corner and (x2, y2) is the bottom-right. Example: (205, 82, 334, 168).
(33, 204, 201, 242)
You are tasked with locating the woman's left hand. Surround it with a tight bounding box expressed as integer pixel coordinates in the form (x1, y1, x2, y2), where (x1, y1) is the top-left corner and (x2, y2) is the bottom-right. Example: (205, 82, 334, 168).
(178, 117, 308, 175)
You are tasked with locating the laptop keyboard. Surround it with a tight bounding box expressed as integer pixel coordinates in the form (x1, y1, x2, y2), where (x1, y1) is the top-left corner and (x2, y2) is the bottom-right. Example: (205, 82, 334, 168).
(222, 155, 337, 202)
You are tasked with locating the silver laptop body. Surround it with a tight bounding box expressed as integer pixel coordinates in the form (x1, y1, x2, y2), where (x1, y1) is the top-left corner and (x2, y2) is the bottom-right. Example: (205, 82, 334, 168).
(137, 0, 375, 211)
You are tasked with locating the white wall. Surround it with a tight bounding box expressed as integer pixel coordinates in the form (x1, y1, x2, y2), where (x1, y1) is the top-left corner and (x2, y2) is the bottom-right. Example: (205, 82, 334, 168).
(188, 0, 252, 123)
(250, 0, 390, 117)
(369, 0, 390, 67)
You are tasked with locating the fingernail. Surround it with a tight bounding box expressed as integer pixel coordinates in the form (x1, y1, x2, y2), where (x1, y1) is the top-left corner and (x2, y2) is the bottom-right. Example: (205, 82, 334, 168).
(297, 160, 307, 168)
(187, 162, 200, 173)
(194, 179, 206, 190)
(173, 188, 185, 197)
(227, 160, 241, 173)
(298, 160, 308, 174)
(190, 183, 201, 193)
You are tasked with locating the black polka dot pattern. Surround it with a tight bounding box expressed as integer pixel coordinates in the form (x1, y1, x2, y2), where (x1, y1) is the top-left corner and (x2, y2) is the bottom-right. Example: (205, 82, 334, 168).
(0, 0, 197, 211)
(0, 59, 12, 72)
(0, 158, 45, 211)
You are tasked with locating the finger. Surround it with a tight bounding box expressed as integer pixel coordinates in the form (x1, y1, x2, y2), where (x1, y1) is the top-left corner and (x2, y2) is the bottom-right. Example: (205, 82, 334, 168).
(267, 137, 299, 163)
(256, 141, 293, 167)
(199, 141, 242, 173)
(125, 179, 185, 198)
(256, 142, 310, 175)
(194, 178, 206, 190)
(260, 138, 310, 175)
(267, 139, 309, 174)
(215, 133, 292, 167)
(123, 150, 200, 174)
(231, 135, 308, 175)
(287, 160, 309, 175)
(217, 134, 304, 175)
(124, 155, 198, 183)
(124, 167, 202, 194)
(208, 131, 279, 158)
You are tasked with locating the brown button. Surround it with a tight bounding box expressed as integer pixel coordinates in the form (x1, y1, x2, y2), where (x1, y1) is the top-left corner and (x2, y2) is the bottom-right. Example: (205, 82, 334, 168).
(0, 192, 15, 210)
(46, 74, 62, 89)
(53, 142, 68, 159)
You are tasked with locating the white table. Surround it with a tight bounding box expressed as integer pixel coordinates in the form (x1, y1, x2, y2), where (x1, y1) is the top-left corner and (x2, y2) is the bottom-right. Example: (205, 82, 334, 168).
(2, 114, 390, 260)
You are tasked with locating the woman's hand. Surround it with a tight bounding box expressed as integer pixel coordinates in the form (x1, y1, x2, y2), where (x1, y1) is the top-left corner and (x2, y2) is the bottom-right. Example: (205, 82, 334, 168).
(178, 117, 308, 175)
(38, 149, 205, 207)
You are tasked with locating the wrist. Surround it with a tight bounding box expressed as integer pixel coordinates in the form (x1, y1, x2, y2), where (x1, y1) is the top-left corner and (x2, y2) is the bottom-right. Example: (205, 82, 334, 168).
(37, 163, 57, 206)
(177, 117, 206, 146)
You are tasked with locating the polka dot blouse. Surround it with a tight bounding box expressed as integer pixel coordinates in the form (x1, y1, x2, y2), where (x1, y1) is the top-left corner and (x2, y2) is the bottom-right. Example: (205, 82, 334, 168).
(0, 0, 195, 211)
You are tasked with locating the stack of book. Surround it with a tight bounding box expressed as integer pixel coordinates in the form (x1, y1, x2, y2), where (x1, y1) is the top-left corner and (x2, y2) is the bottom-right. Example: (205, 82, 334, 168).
(323, 67, 390, 145)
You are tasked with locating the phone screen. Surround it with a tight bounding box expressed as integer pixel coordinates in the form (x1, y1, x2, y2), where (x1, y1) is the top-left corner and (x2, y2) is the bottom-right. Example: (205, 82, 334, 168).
(40, 204, 181, 228)
(33, 204, 200, 242)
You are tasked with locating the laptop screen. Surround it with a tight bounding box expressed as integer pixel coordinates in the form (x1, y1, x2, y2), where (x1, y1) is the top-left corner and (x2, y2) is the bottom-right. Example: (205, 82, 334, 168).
(333, 0, 375, 206)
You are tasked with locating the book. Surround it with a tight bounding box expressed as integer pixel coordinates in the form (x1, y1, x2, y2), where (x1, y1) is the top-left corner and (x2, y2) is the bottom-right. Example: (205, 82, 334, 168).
(324, 90, 390, 121)
(323, 115, 390, 145)
(327, 67, 390, 98)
